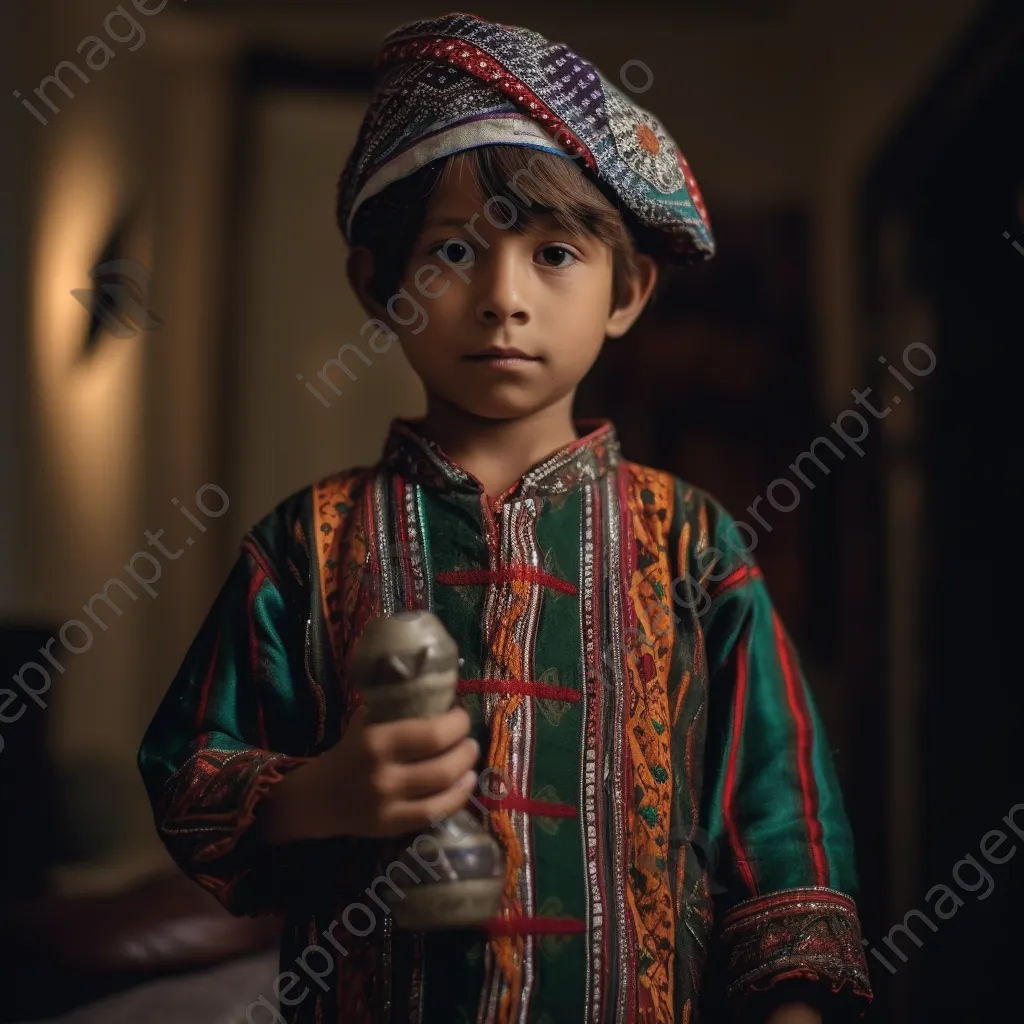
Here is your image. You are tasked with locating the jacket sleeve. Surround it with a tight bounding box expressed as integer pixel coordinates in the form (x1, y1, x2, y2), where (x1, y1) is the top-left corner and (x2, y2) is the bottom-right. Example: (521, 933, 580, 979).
(696, 501, 873, 1018)
(137, 543, 376, 916)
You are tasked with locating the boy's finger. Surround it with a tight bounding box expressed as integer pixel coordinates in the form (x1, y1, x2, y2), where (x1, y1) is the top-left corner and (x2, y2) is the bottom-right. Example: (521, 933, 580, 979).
(395, 737, 480, 799)
(388, 769, 477, 833)
(376, 706, 472, 762)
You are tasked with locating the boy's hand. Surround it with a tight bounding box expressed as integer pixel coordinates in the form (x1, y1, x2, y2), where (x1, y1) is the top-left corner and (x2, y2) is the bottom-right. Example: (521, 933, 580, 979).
(260, 704, 480, 843)
(318, 704, 480, 838)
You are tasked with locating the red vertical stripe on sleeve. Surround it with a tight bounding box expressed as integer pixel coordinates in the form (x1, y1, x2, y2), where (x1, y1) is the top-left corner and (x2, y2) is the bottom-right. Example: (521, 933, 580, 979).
(773, 611, 828, 886)
(722, 637, 757, 895)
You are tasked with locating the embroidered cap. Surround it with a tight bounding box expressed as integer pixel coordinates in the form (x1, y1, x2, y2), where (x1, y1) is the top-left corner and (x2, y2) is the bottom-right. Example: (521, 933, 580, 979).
(337, 12, 715, 263)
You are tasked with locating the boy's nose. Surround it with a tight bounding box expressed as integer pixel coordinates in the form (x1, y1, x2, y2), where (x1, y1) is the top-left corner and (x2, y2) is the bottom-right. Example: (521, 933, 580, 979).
(475, 257, 530, 326)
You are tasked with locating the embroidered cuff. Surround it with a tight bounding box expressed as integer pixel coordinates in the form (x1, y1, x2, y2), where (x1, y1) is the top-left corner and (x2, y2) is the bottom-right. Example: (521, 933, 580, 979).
(717, 887, 873, 1015)
(156, 748, 315, 914)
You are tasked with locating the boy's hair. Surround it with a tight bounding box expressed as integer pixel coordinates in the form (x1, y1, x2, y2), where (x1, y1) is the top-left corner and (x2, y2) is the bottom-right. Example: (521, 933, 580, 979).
(344, 144, 649, 312)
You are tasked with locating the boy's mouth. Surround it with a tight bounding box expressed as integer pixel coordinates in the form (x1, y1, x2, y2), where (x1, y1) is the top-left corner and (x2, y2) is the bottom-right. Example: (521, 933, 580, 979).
(463, 345, 542, 364)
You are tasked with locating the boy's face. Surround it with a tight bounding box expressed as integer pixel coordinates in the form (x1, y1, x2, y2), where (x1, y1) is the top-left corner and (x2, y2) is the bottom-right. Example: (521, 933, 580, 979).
(349, 155, 656, 422)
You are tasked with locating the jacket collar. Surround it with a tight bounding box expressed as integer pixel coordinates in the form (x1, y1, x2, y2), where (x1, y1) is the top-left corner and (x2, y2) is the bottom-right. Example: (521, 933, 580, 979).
(382, 418, 621, 499)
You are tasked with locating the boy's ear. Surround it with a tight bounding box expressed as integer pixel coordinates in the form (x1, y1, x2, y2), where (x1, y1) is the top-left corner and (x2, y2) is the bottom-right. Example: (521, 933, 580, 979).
(605, 253, 658, 339)
(347, 246, 388, 320)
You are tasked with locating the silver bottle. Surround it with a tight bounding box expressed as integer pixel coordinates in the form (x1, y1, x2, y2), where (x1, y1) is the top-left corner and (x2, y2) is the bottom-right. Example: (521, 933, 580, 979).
(349, 611, 505, 930)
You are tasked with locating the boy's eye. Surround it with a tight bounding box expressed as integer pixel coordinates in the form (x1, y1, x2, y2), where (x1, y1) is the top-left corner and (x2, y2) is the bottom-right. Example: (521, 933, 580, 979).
(432, 239, 475, 266)
(537, 245, 577, 269)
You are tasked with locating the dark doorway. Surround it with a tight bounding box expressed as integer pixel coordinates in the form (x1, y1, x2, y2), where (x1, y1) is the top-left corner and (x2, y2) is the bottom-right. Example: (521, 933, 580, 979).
(862, 3, 1023, 1018)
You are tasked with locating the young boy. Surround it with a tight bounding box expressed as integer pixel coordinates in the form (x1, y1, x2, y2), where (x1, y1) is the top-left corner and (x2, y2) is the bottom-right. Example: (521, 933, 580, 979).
(139, 13, 872, 1024)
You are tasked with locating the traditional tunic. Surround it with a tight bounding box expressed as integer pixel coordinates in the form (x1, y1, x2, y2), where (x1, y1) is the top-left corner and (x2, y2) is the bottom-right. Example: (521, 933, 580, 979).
(138, 420, 872, 1023)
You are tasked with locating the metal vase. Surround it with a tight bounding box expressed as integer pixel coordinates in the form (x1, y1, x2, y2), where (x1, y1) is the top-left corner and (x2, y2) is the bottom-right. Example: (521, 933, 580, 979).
(348, 611, 505, 930)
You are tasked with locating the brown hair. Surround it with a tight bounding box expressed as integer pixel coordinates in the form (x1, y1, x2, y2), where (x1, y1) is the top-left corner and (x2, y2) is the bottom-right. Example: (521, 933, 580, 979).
(344, 144, 648, 311)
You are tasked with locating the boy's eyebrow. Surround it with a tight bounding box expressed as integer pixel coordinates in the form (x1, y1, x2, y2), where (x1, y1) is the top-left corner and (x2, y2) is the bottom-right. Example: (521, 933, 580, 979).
(422, 215, 478, 230)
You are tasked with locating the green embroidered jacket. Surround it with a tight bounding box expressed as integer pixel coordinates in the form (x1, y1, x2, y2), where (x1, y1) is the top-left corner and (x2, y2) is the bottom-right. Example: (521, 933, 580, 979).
(138, 420, 872, 1023)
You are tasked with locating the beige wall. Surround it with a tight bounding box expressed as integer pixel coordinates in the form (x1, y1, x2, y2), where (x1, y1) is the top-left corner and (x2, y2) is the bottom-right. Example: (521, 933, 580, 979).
(7, 0, 238, 887)
(3, 0, 985, 891)
(234, 90, 426, 528)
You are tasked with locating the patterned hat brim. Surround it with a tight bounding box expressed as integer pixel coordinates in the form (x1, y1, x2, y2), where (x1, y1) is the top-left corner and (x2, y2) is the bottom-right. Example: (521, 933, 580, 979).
(346, 114, 571, 237)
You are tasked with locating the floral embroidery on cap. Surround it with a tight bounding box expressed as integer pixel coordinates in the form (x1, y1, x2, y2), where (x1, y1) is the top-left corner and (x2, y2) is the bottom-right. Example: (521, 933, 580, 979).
(603, 80, 685, 195)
